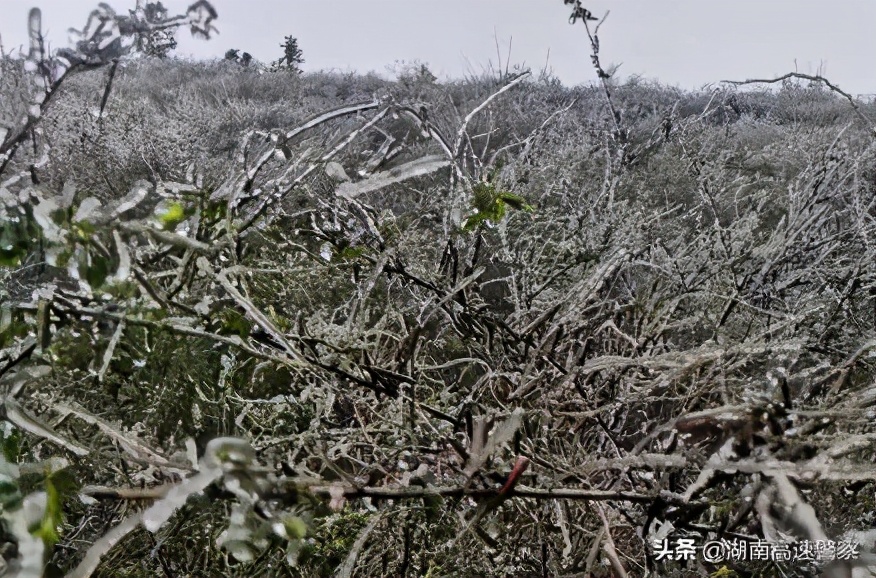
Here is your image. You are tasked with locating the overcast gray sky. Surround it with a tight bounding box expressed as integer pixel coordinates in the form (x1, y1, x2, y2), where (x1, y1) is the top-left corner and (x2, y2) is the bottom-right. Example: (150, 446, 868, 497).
(2, 0, 875, 95)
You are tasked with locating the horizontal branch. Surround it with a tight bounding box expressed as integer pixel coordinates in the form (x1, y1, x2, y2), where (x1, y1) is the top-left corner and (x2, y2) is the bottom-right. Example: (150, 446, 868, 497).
(722, 72, 875, 135)
(81, 480, 688, 506)
(304, 483, 687, 505)
(117, 222, 221, 254)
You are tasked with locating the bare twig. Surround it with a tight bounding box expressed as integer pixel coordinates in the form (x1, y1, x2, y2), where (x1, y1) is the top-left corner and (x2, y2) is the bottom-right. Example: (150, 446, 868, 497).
(723, 72, 876, 135)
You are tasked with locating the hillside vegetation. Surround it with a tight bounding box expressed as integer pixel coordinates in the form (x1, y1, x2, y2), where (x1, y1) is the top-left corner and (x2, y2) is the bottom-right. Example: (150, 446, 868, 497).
(2, 3, 876, 577)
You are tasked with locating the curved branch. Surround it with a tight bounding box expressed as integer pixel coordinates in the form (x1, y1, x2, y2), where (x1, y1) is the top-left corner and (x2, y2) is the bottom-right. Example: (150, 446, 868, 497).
(723, 72, 876, 135)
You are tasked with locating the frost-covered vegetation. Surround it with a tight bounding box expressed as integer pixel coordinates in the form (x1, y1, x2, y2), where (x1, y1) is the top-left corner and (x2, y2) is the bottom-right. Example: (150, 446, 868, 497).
(2, 2, 876, 577)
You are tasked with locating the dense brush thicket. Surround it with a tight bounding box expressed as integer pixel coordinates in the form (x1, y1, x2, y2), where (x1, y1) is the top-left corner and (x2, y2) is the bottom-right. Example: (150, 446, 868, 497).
(3, 13, 876, 577)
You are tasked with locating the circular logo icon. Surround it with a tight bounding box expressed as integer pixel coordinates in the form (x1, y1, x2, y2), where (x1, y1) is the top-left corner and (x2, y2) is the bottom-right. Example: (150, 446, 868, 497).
(702, 541, 727, 563)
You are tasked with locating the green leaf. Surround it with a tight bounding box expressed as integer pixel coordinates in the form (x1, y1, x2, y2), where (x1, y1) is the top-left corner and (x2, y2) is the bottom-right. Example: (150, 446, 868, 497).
(203, 200, 228, 222)
(49, 207, 70, 226)
(0, 428, 21, 464)
(0, 479, 22, 511)
(284, 515, 308, 539)
(0, 219, 38, 267)
(333, 245, 367, 262)
(492, 200, 507, 221)
(53, 247, 74, 269)
(464, 182, 533, 232)
(83, 251, 110, 289)
(218, 309, 252, 339)
(0, 309, 30, 349)
(102, 280, 139, 300)
(497, 192, 534, 212)
(463, 212, 491, 232)
(158, 201, 187, 230)
(34, 468, 79, 548)
(471, 182, 495, 212)
(73, 221, 96, 239)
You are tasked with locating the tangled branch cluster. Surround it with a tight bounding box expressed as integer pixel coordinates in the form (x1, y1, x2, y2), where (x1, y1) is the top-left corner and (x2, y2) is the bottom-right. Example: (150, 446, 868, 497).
(0, 2, 875, 577)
